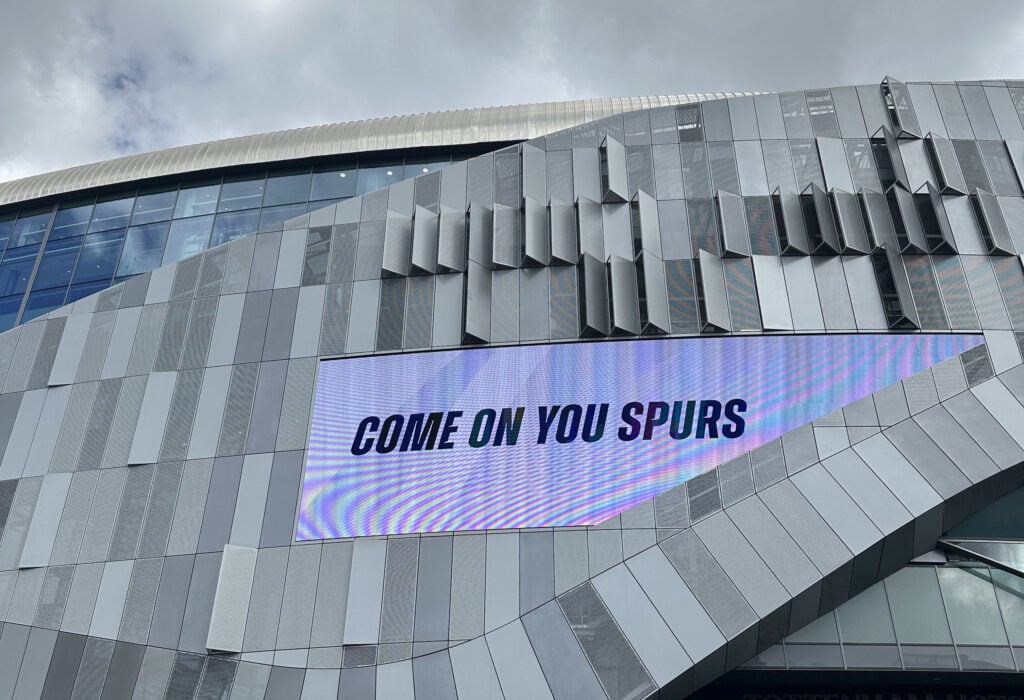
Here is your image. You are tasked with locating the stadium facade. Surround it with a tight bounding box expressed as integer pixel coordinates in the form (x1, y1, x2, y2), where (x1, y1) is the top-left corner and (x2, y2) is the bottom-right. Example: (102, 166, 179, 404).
(0, 79, 1022, 698)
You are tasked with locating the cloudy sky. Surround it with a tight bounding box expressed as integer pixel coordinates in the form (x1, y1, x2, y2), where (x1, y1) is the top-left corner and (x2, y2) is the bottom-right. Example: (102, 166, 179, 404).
(1, 0, 1023, 182)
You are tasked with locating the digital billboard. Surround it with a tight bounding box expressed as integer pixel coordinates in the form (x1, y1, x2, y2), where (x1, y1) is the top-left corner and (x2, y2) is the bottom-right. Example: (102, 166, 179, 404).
(298, 334, 982, 539)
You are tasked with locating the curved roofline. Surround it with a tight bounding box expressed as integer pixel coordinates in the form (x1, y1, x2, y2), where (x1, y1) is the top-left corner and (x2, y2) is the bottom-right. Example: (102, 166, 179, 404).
(0, 92, 757, 208)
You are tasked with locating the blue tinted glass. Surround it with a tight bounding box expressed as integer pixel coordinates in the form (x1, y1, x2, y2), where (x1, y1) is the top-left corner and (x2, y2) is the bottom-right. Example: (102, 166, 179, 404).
(210, 209, 260, 247)
(89, 196, 134, 232)
(49, 203, 94, 240)
(66, 279, 110, 305)
(217, 177, 265, 212)
(162, 215, 213, 265)
(22, 287, 67, 323)
(356, 164, 402, 195)
(264, 172, 311, 206)
(10, 210, 51, 247)
(32, 236, 83, 290)
(0, 295, 21, 332)
(403, 159, 450, 178)
(311, 168, 356, 200)
(0, 216, 14, 253)
(118, 222, 169, 276)
(0, 245, 40, 297)
(131, 189, 178, 225)
(174, 182, 221, 218)
(259, 203, 307, 229)
(74, 229, 124, 283)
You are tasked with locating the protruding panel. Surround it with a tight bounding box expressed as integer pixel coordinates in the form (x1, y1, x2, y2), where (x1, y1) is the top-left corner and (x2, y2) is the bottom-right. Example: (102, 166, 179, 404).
(579, 253, 611, 338)
(880, 127, 911, 189)
(467, 204, 493, 269)
(492, 204, 521, 270)
(771, 189, 810, 254)
(916, 183, 958, 253)
(860, 189, 898, 250)
(609, 255, 641, 336)
(717, 191, 750, 257)
(801, 183, 841, 254)
(602, 202, 633, 261)
(885, 183, 928, 253)
(871, 247, 921, 330)
(523, 197, 550, 266)
(576, 196, 604, 261)
(206, 544, 257, 653)
(831, 190, 872, 253)
(550, 201, 578, 265)
(972, 188, 1017, 255)
(411, 205, 439, 274)
(843, 256, 889, 330)
(601, 136, 629, 202)
(437, 210, 467, 273)
(636, 189, 662, 258)
(637, 250, 671, 335)
(752, 255, 793, 330)
(926, 133, 969, 194)
(882, 77, 922, 138)
(695, 249, 732, 332)
(463, 260, 491, 344)
(817, 137, 855, 192)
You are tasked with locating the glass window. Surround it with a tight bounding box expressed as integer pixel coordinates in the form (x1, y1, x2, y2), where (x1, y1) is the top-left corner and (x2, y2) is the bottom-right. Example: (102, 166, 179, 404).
(403, 159, 449, 178)
(49, 202, 94, 240)
(162, 215, 213, 266)
(10, 209, 52, 247)
(22, 287, 67, 323)
(0, 216, 14, 247)
(356, 164, 402, 195)
(217, 176, 265, 212)
(0, 244, 40, 297)
(311, 168, 356, 201)
(264, 171, 312, 206)
(0, 295, 22, 332)
(937, 567, 1008, 645)
(32, 236, 83, 290)
(117, 222, 169, 277)
(74, 229, 125, 283)
(131, 189, 178, 225)
(884, 567, 953, 644)
(210, 209, 260, 248)
(174, 182, 221, 218)
(258, 203, 307, 230)
(89, 196, 134, 233)
(835, 581, 896, 643)
(65, 279, 109, 305)
(992, 569, 1024, 646)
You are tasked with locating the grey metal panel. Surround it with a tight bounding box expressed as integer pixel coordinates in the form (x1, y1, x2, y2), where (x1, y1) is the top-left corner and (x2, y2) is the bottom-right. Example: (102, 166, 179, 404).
(99, 307, 141, 379)
(19, 472, 72, 569)
(87, 560, 133, 640)
(125, 304, 166, 376)
(243, 360, 287, 454)
(550, 201, 578, 264)
(0, 476, 43, 570)
(0, 391, 44, 480)
(885, 420, 972, 502)
(0, 624, 30, 699)
(492, 204, 522, 269)
(233, 291, 272, 365)
(22, 387, 69, 478)
(572, 147, 601, 202)
(484, 532, 519, 632)
(227, 454, 272, 548)
(448, 636, 502, 700)
(127, 371, 176, 465)
(758, 479, 852, 575)
(33, 565, 75, 628)
(48, 314, 91, 386)
(412, 206, 440, 274)
(717, 191, 750, 256)
(914, 404, 999, 484)
(380, 537, 418, 644)
(186, 366, 231, 460)
(240, 545, 288, 652)
(843, 256, 888, 330)
(519, 531, 554, 617)
(467, 203, 494, 268)
(486, 619, 554, 700)
(4, 322, 46, 394)
(275, 228, 306, 289)
(593, 564, 690, 688)
(197, 456, 243, 554)
(259, 288, 298, 362)
(382, 215, 413, 277)
(521, 600, 606, 700)
(118, 558, 163, 645)
(13, 627, 57, 700)
(157, 369, 202, 463)
(151, 301, 190, 373)
(7, 568, 45, 624)
(49, 381, 98, 474)
(817, 137, 855, 192)
(179, 551, 223, 653)
(523, 197, 550, 267)
(437, 211, 467, 273)
(48, 471, 98, 566)
(603, 136, 629, 202)
(375, 660, 414, 700)
(343, 537, 386, 645)
(695, 249, 731, 331)
(821, 450, 911, 535)
(40, 630, 87, 699)
(852, 433, 942, 516)
(345, 279, 380, 354)
(606, 255, 639, 335)
(431, 273, 463, 347)
(751, 255, 792, 330)
(247, 231, 282, 291)
(60, 562, 104, 634)
(734, 141, 770, 195)
(943, 390, 1024, 468)
(602, 201, 632, 261)
(259, 450, 303, 548)
(576, 197, 604, 261)
(206, 544, 257, 653)
(206, 294, 245, 367)
(812, 256, 856, 331)
(147, 554, 194, 647)
(311, 540, 353, 648)
(290, 285, 326, 358)
(464, 260, 491, 343)
(791, 463, 882, 555)
(781, 257, 824, 330)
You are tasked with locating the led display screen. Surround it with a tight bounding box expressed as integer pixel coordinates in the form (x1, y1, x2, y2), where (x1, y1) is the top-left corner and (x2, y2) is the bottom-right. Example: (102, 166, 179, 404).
(298, 334, 982, 539)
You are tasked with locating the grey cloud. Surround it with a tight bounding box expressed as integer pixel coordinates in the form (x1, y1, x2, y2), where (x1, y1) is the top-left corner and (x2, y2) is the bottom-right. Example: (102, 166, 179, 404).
(1, 0, 1023, 182)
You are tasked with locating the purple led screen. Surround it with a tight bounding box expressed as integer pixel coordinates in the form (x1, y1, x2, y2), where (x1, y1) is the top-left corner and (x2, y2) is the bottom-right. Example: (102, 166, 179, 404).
(298, 334, 982, 539)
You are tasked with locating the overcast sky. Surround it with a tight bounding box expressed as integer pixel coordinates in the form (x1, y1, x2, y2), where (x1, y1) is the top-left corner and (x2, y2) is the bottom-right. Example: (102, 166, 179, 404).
(1, 0, 1023, 183)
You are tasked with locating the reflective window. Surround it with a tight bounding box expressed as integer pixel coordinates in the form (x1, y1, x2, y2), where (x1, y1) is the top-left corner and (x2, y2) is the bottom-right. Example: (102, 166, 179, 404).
(259, 203, 307, 230)
(885, 567, 953, 644)
(264, 172, 312, 206)
(10, 209, 52, 247)
(65, 279, 108, 305)
(217, 176, 265, 212)
(89, 196, 134, 233)
(0, 216, 13, 253)
(992, 569, 1024, 645)
(22, 287, 67, 323)
(32, 236, 83, 290)
(49, 203, 94, 240)
(210, 209, 260, 247)
(162, 215, 213, 266)
(356, 164, 402, 195)
(937, 567, 1008, 645)
(403, 159, 449, 178)
(0, 245, 41, 297)
(118, 222, 169, 277)
(0, 295, 21, 332)
(174, 182, 220, 218)
(131, 189, 178, 225)
(311, 168, 356, 201)
(74, 229, 124, 283)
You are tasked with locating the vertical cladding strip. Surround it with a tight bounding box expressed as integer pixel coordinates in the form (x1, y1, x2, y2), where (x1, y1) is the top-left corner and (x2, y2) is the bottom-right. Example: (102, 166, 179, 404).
(18, 472, 72, 569)
(127, 371, 177, 465)
(344, 537, 387, 645)
(276, 543, 321, 650)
